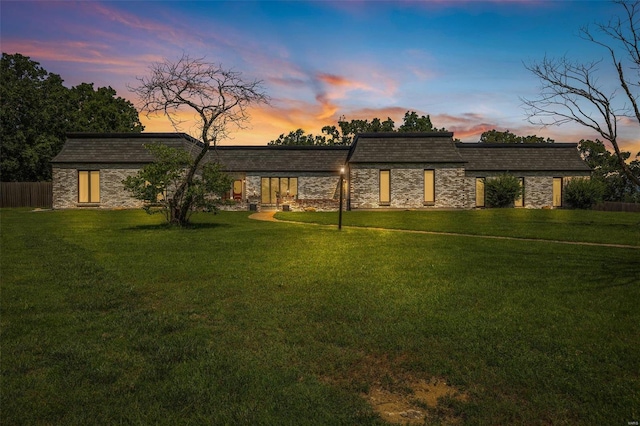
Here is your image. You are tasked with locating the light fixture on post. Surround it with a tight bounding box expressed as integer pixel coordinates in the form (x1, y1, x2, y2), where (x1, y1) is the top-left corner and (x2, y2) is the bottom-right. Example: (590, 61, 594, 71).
(338, 166, 345, 230)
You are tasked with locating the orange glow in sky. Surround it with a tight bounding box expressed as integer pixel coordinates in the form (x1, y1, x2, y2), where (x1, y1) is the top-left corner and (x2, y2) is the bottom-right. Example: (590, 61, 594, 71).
(1, 1, 638, 154)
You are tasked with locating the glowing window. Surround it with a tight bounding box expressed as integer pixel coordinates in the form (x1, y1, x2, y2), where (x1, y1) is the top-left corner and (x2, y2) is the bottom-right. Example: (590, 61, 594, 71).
(233, 180, 243, 200)
(424, 170, 435, 204)
(78, 171, 100, 203)
(553, 177, 563, 207)
(379, 170, 390, 204)
(475, 178, 485, 208)
(515, 177, 524, 207)
(260, 177, 298, 204)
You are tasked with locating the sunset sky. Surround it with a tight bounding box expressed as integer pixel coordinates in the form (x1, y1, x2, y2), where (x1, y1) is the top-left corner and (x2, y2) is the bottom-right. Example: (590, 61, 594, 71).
(2, 0, 638, 152)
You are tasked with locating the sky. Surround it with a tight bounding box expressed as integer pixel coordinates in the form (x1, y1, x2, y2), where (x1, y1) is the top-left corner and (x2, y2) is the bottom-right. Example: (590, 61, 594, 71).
(1, 0, 638, 153)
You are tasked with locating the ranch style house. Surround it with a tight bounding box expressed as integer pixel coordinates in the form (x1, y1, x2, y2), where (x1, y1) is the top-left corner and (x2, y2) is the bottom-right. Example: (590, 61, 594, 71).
(51, 132, 591, 211)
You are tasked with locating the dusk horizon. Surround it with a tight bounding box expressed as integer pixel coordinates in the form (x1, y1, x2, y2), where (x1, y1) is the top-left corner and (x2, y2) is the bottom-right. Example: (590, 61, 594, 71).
(2, 0, 638, 153)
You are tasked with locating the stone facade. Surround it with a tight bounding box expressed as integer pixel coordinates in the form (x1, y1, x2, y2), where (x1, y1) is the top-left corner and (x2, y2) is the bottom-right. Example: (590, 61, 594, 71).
(462, 171, 590, 209)
(53, 165, 144, 209)
(349, 164, 467, 209)
(51, 133, 591, 212)
(218, 173, 341, 211)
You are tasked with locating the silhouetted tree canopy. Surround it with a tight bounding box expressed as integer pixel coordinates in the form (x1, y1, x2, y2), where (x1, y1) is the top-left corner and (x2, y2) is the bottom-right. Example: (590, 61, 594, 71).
(479, 129, 554, 144)
(268, 110, 449, 146)
(0, 53, 143, 181)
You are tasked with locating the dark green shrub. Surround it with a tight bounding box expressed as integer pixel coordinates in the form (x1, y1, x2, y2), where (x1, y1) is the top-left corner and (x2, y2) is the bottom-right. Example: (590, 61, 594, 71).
(564, 177, 605, 209)
(485, 174, 523, 208)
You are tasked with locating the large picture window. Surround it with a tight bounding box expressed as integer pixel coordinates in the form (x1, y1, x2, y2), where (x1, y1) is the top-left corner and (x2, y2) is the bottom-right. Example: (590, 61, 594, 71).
(379, 170, 390, 205)
(261, 177, 297, 205)
(424, 169, 435, 205)
(78, 170, 100, 203)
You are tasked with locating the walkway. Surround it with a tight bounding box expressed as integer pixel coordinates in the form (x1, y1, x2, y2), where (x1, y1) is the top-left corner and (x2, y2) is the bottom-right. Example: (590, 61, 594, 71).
(248, 211, 280, 222)
(248, 211, 640, 250)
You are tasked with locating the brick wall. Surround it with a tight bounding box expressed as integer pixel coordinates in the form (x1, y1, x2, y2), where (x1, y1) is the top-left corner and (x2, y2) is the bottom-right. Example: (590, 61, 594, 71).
(232, 173, 340, 211)
(53, 165, 590, 211)
(463, 172, 591, 209)
(349, 164, 467, 209)
(54, 165, 148, 209)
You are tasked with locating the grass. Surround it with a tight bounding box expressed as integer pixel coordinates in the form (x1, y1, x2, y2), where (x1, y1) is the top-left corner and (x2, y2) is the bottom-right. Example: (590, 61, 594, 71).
(276, 209, 640, 246)
(1, 208, 639, 425)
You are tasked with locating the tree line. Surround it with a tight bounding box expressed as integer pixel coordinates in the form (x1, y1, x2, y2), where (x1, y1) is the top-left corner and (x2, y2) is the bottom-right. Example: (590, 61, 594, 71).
(268, 111, 448, 146)
(0, 53, 144, 182)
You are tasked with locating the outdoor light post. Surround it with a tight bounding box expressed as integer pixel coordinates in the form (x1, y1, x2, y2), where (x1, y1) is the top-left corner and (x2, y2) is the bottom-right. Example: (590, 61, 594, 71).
(338, 167, 344, 230)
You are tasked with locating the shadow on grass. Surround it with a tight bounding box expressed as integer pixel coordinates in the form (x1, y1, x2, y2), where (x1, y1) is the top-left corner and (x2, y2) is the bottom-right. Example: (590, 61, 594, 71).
(562, 253, 640, 293)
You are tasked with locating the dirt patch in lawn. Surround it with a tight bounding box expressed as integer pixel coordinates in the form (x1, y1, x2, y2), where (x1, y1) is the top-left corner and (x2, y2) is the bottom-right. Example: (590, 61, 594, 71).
(324, 353, 469, 424)
(366, 377, 468, 425)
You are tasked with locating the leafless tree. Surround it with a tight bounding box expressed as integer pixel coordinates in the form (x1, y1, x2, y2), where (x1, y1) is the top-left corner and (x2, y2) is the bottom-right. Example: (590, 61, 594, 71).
(522, 0, 640, 186)
(129, 54, 269, 224)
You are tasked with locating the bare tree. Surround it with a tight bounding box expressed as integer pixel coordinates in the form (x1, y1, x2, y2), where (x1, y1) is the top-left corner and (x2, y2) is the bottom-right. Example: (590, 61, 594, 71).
(522, 0, 640, 187)
(128, 54, 269, 225)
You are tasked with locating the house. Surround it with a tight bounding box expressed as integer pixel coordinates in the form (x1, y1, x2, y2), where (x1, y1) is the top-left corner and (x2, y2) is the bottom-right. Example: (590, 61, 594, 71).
(51, 132, 591, 211)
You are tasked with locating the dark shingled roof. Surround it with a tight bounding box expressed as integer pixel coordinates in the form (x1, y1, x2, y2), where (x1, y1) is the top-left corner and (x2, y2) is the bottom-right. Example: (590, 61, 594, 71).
(456, 143, 591, 172)
(52, 133, 590, 174)
(210, 146, 349, 172)
(52, 133, 348, 172)
(348, 132, 464, 163)
(51, 133, 203, 164)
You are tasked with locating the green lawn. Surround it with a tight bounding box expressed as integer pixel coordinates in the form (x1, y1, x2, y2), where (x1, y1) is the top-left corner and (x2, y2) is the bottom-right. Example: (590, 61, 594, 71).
(276, 209, 640, 246)
(1, 208, 639, 425)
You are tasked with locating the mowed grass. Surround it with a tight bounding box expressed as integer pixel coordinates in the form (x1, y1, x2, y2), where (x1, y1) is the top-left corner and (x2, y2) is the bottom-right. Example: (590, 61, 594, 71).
(1, 208, 639, 425)
(276, 209, 640, 246)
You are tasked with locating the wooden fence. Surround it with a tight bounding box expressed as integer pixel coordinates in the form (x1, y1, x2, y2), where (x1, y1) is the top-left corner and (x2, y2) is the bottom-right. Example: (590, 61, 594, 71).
(592, 201, 640, 212)
(0, 182, 53, 208)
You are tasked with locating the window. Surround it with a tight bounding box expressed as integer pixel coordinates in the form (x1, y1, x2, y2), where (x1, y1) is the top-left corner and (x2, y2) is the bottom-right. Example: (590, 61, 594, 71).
(261, 177, 297, 204)
(232, 180, 243, 200)
(379, 170, 390, 204)
(475, 178, 485, 208)
(553, 177, 563, 207)
(514, 177, 524, 207)
(78, 171, 100, 203)
(424, 169, 435, 205)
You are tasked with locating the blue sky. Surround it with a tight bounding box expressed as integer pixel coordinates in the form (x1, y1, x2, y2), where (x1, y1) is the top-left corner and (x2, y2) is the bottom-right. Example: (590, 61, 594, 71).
(2, 0, 637, 151)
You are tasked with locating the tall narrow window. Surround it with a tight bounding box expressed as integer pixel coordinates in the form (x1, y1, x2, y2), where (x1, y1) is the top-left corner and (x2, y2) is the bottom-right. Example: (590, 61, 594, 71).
(261, 178, 270, 204)
(475, 177, 485, 208)
(424, 169, 435, 205)
(553, 177, 563, 207)
(379, 170, 390, 205)
(78, 170, 100, 203)
(288, 178, 298, 199)
(514, 177, 524, 207)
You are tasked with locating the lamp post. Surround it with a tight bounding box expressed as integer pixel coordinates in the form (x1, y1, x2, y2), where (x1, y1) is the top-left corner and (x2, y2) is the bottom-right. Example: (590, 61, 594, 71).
(338, 167, 344, 230)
